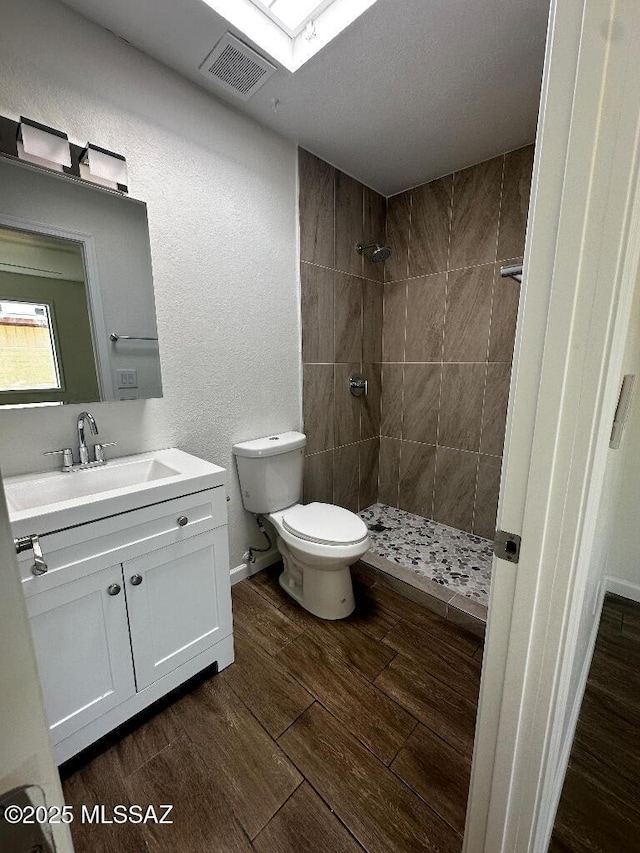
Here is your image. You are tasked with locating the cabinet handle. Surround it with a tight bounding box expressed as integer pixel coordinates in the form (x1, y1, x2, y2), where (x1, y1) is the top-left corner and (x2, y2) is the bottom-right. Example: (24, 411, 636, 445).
(177, 516, 189, 527)
(130, 574, 143, 586)
(108, 583, 122, 596)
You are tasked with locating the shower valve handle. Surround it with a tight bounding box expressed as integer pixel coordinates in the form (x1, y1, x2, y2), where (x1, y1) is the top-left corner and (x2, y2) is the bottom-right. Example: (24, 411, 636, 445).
(349, 373, 368, 397)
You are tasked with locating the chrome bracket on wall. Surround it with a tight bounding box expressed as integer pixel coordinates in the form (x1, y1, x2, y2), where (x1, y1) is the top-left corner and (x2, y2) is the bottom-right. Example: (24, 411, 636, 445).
(14, 533, 48, 576)
(349, 373, 368, 397)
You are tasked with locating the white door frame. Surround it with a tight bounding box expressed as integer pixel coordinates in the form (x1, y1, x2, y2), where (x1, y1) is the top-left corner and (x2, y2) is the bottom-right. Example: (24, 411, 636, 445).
(466, 0, 640, 850)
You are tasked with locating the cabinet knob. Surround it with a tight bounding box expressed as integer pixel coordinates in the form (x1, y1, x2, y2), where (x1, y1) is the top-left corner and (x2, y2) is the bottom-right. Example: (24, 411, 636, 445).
(107, 583, 121, 596)
(177, 516, 189, 527)
(130, 574, 143, 586)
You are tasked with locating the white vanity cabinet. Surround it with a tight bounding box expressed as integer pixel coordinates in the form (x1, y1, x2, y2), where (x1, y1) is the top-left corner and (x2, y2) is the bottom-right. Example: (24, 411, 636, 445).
(14, 477, 233, 765)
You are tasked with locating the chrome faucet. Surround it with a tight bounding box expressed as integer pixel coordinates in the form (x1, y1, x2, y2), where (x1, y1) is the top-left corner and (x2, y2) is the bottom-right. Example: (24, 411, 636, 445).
(77, 411, 99, 464)
(45, 412, 117, 471)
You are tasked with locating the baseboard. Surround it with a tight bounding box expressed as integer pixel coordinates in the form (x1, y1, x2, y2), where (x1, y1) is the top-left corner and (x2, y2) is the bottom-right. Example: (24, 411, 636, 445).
(230, 548, 280, 585)
(605, 575, 640, 602)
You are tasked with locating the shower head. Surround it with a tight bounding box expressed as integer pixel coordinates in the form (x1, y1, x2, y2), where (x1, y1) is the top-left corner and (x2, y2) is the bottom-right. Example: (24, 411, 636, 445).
(356, 242, 392, 263)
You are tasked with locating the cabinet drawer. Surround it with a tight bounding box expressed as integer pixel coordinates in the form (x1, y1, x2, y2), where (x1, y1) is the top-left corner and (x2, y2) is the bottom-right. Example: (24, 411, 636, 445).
(18, 487, 227, 596)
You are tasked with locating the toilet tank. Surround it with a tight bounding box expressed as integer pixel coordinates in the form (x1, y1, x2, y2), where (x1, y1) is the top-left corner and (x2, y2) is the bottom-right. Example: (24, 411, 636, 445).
(232, 431, 306, 514)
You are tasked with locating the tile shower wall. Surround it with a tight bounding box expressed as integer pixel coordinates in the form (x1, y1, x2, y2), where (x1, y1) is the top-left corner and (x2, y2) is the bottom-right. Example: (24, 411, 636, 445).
(380, 146, 534, 538)
(299, 149, 386, 513)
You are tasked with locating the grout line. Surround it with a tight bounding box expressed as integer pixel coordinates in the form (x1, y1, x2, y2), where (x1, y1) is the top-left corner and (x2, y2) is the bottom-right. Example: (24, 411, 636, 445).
(303, 360, 512, 365)
(494, 154, 507, 265)
(388, 717, 419, 766)
(369, 435, 502, 459)
(470, 450, 482, 537)
(277, 709, 370, 853)
(301, 252, 517, 282)
(251, 778, 305, 843)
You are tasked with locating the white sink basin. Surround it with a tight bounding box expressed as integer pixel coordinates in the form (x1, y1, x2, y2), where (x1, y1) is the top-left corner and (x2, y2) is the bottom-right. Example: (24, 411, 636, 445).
(6, 458, 180, 512)
(5, 448, 226, 537)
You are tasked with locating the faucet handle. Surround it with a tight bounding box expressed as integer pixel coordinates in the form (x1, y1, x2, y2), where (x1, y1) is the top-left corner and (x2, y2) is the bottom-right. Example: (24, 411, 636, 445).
(93, 442, 117, 463)
(44, 448, 74, 469)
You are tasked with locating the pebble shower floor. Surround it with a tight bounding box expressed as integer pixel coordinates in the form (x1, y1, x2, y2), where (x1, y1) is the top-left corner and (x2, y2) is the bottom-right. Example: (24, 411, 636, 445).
(359, 503, 493, 606)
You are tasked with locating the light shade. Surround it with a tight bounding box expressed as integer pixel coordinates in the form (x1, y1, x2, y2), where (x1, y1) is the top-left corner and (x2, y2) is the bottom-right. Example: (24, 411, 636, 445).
(80, 144, 128, 189)
(18, 117, 71, 169)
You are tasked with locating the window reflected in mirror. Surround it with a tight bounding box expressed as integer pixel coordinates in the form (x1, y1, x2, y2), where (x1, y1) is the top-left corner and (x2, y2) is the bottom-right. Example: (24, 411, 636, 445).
(0, 300, 61, 391)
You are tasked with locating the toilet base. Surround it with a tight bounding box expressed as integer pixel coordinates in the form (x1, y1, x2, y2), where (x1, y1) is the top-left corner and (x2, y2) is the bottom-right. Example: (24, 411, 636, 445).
(276, 537, 355, 620)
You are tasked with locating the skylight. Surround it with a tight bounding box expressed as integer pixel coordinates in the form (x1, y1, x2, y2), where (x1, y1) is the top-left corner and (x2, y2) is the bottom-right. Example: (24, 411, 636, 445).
(251, 0, 334, 38)
(203, 0, 378, 73)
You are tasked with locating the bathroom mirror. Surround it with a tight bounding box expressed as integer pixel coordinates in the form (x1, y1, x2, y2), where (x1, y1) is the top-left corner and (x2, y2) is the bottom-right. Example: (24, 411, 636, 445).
(0, 156, 163, 405)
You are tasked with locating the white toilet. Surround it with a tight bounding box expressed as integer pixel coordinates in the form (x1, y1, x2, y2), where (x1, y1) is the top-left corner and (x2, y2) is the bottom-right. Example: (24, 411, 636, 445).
(232, 431, 370, 620)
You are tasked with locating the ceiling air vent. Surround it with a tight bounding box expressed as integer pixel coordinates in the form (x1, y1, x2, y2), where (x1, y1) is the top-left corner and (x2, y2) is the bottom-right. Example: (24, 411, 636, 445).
(199, 33, 276, 101)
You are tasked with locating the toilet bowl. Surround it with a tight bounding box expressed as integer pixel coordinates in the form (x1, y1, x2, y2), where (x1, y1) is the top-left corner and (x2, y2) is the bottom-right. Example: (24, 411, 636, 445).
(268, 502, 369, 619)
(232, 431, 370, 620)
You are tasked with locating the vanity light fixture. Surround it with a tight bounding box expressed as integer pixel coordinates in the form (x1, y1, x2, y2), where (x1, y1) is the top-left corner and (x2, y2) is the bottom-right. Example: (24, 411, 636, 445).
(17, 117, 72, 171)
(80, 143, 128, 192)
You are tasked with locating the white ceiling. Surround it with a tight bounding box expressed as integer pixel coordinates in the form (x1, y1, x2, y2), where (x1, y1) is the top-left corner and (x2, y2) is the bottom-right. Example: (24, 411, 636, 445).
(61, 0, 548, 196)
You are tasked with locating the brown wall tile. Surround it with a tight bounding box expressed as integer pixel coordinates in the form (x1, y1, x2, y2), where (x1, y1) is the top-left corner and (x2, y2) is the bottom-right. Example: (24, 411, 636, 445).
(497, 145, 534, 261)
(433, 448, 478, 533)
(299, 146, 527, 536)
(438, 363, 486, 451)
(333, 443, 360, 512)
(381, 364, 403, 438)
(364, 187, 386, 282)
(449, 157, 503, 269)
(299, 149, 334, 267)
(301, 263, 334, 363)
(402, 364, 441, 445)
(399, 441, 437, 517)
(359, 438, 380, 510)
(334, 273, 363, 362)
(382, 281, 407, 362)
(405, 275, 446, 362)
(334, 362, 362, 446)
(480, 363, 511, 457)
(385, 192, 411, 282)
(443, 265, 493, 362)
(378, 437, 401, 506)
(335, 170, 364, 276)
(489, 261, 521, 362)
(304, 451, 334, 504)
(361, 363, 381, 440)
(303, 364, 334, 453)
(474, 455, 502, 539)
(362, 281, 383, 362)
(409, 176, 452, 277)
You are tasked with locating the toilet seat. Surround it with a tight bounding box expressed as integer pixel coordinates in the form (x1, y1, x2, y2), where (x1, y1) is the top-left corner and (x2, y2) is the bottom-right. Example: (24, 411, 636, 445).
(281, 502, 368, 546)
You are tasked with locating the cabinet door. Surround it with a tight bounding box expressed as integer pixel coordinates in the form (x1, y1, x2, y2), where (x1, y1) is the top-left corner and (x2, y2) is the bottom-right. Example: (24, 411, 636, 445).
(26, 565, 136, 745)
(124, 528, 232, 690)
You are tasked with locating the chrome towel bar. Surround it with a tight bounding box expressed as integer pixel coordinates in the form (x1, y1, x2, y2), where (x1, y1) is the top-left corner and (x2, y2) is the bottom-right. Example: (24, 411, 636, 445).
(109, 333, 158, 342)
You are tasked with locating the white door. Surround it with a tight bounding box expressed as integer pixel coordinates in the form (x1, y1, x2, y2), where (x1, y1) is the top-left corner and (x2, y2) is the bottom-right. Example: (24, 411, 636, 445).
(124, 528, 232, 690)
(27, 564, 136, 745)
(466, 0, 640, 850)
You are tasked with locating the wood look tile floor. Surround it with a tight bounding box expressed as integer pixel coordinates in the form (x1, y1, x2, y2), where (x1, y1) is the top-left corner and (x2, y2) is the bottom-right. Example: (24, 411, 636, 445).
(62, 562, 483, 852)
(551, 593, 640, 852)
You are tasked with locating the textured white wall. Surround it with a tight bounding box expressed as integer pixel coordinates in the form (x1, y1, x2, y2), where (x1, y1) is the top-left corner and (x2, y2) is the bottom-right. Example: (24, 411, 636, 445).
(0, 0, 301, 568)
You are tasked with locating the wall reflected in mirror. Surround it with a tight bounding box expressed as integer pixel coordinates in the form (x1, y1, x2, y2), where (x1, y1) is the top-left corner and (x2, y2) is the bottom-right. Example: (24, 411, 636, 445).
(0, 227, 99, 405)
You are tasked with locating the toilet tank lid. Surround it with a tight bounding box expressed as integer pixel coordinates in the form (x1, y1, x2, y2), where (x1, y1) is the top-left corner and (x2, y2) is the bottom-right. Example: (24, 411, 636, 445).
(232, 431, 306, 458)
